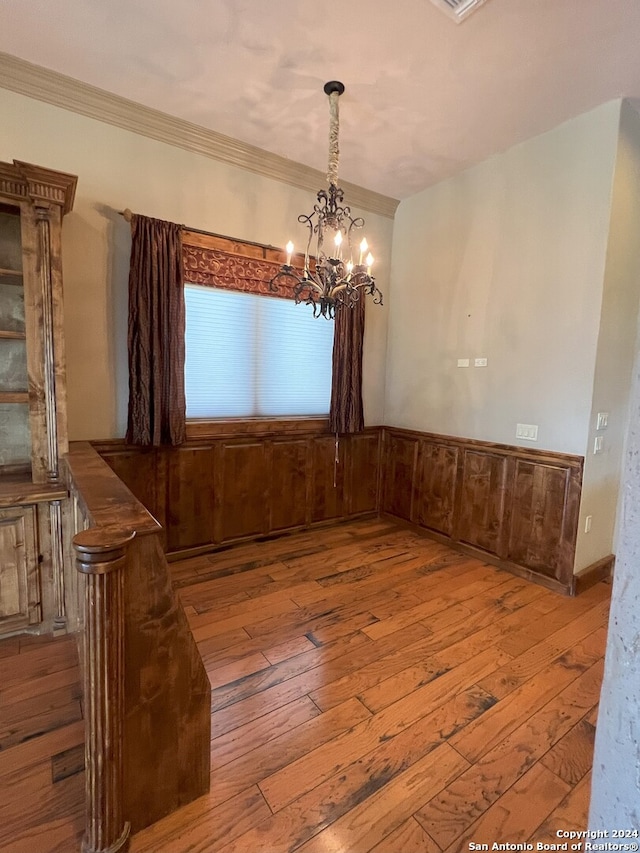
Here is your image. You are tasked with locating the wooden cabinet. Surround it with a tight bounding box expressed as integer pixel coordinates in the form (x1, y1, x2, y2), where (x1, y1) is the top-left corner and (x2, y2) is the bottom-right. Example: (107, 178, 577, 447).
(0, 505, 39, 633)
(0, 160, 77, 637)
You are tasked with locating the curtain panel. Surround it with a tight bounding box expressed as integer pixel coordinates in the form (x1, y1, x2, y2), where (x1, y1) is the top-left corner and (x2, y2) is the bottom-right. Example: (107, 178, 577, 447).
(126, 214, 186, 446)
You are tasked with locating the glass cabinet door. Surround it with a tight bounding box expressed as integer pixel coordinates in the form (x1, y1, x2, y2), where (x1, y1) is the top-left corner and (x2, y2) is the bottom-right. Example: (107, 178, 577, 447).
(0, 204, 31, 476)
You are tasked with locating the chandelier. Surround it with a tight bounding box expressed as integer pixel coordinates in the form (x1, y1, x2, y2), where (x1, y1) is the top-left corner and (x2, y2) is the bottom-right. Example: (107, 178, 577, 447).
(270, 81, 383, 319)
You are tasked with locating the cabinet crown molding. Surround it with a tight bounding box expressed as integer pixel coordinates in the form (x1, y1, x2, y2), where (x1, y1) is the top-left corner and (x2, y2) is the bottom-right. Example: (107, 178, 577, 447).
(0, 159, 77, 214)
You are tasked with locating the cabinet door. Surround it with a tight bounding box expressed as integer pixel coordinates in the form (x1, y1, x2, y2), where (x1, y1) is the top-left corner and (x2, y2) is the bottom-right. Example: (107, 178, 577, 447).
(0, 505, 40, 634)
(0, 205, 31, 477)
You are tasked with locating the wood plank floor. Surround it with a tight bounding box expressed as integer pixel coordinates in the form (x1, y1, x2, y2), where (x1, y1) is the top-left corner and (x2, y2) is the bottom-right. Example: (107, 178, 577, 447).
(0, 518, 610, 852)
(138, 519, 611, 853)
(0, 632, 85, 853)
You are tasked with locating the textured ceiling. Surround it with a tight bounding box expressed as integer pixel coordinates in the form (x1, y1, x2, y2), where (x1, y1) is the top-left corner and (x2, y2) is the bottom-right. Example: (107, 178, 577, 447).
(0, 0, 639, 200)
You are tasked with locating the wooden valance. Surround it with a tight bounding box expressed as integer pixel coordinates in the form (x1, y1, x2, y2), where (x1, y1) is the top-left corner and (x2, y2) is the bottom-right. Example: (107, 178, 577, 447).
(182, 229, 304, 300)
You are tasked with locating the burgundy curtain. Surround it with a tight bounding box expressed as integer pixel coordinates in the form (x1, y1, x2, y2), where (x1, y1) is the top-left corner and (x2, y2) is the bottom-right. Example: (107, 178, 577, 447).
(126, 214, 186, 446)
(329, 299, 365, 434)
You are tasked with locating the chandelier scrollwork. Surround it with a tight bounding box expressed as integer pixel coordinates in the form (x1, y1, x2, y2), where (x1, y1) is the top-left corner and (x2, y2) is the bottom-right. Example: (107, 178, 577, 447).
(270, 81, 383, 320)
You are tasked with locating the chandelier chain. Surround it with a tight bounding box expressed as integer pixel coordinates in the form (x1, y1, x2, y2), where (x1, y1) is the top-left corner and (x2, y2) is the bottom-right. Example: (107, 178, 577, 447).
(327, 91, 340, 187)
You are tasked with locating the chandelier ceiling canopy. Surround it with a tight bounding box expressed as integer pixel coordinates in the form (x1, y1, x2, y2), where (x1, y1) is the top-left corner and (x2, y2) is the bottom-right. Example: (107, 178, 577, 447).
(270, 81, 383, 320)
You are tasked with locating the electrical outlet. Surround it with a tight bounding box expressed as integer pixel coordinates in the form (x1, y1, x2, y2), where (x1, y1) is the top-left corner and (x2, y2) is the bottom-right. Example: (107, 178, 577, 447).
(594, 435, 604, 454)
(474, 357, 488, 367)
(585, 515, 592, 533)
(457, 358, 470, 367)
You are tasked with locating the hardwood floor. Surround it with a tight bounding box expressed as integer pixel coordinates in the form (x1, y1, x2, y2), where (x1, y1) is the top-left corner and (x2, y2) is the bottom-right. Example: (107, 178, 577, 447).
(0, 518, 610, 852)
(141, 519, 610, 853)
(0, 632, 84, 853)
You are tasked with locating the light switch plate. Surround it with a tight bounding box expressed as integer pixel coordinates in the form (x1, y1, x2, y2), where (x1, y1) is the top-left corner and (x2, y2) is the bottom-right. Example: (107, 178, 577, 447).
(457, 358, 470, 367)
(474, 357, 488, 367)
(516, 423, 538, 441)
(594, 435, 604, 454)
(596, 412, 609, 430)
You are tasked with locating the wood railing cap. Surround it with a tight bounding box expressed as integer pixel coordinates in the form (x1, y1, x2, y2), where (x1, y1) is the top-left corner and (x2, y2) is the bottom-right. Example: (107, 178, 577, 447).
(73, 526, 136, 571)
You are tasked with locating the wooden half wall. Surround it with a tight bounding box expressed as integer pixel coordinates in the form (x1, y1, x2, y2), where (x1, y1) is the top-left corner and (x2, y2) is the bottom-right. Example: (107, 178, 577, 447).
(65, 442, 211, 844)
(92, 420, 583, 593)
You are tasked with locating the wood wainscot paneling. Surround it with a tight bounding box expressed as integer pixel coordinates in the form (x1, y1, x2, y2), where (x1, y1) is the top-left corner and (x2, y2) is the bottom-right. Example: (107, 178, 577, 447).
(93, 421, 381, 559)
(506, 457, 582, 582)
(381, 431, 418, 521)
(415, 440, 459, 537)
(268, 438, 309, 532)
(94, 423, 585, 593)
(166, 445, 216, 551)
(346, 430, 381, 516)
(218, 440, 268, 540)
(381, 428, 583, 594)
(311, 435, 345, 523)
(456, 449, 508, 556)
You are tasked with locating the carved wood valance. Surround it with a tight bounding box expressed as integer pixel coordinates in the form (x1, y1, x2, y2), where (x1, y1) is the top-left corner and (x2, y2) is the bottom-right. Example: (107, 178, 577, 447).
(182, 229, 303, 300)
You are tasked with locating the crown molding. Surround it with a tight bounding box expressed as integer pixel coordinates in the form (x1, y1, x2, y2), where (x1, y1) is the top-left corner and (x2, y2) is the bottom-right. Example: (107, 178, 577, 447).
(0, 52, 399, 219)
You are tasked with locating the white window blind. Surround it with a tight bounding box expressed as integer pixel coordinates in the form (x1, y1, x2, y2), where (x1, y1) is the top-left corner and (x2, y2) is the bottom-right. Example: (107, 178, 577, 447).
(184, 284, 334, 418)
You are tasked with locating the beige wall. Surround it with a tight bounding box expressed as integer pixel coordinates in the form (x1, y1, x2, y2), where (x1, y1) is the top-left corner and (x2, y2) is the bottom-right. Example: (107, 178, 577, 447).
(0, 87, 392, 438)
(575, 101, 640, 570)
(385, 101, 620, 456)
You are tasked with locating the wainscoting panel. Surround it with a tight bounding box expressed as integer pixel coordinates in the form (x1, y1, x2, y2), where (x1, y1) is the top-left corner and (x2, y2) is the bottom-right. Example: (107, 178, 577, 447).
(268, 439, 309, 532)
(94, 423, 380, 557)
(456, 449, 508, 556)
(346, 431, 380, 516)
(415, 440, 459, 537)
(310, 436, 345, 523)
(219, 441, 268, 541)
(506, 458, 581, 582)
(94, 423, 584, 592)
(381, 432, 418, 521)
(167, 445, 216, 551)
(381, 428, 583, 593)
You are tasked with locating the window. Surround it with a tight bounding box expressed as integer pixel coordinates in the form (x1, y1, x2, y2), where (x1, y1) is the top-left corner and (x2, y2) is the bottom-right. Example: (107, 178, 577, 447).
(184, 284, 334, 418)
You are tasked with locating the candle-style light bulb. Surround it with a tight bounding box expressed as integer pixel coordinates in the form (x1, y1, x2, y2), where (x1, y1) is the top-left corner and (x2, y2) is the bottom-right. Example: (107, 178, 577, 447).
(366, 252, 374, 275)
(359, 238, 368, 265)
(334, 231, 343, 257)
(346, 260, 353, 277)
(286, 241, 294, 266)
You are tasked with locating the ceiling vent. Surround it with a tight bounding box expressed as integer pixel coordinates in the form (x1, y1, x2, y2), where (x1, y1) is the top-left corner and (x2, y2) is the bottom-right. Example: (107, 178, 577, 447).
(430, 0, 490, 22)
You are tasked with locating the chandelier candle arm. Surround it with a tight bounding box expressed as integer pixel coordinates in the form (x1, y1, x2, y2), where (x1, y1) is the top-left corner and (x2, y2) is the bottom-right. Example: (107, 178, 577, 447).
(270, 80, 383, 320)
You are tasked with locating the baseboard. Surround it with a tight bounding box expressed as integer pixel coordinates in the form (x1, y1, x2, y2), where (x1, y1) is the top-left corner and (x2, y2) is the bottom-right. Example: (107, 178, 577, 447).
(572, 554, 615, 595)
(166, 512, 378, 564)
(380, 512, 572, 596)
